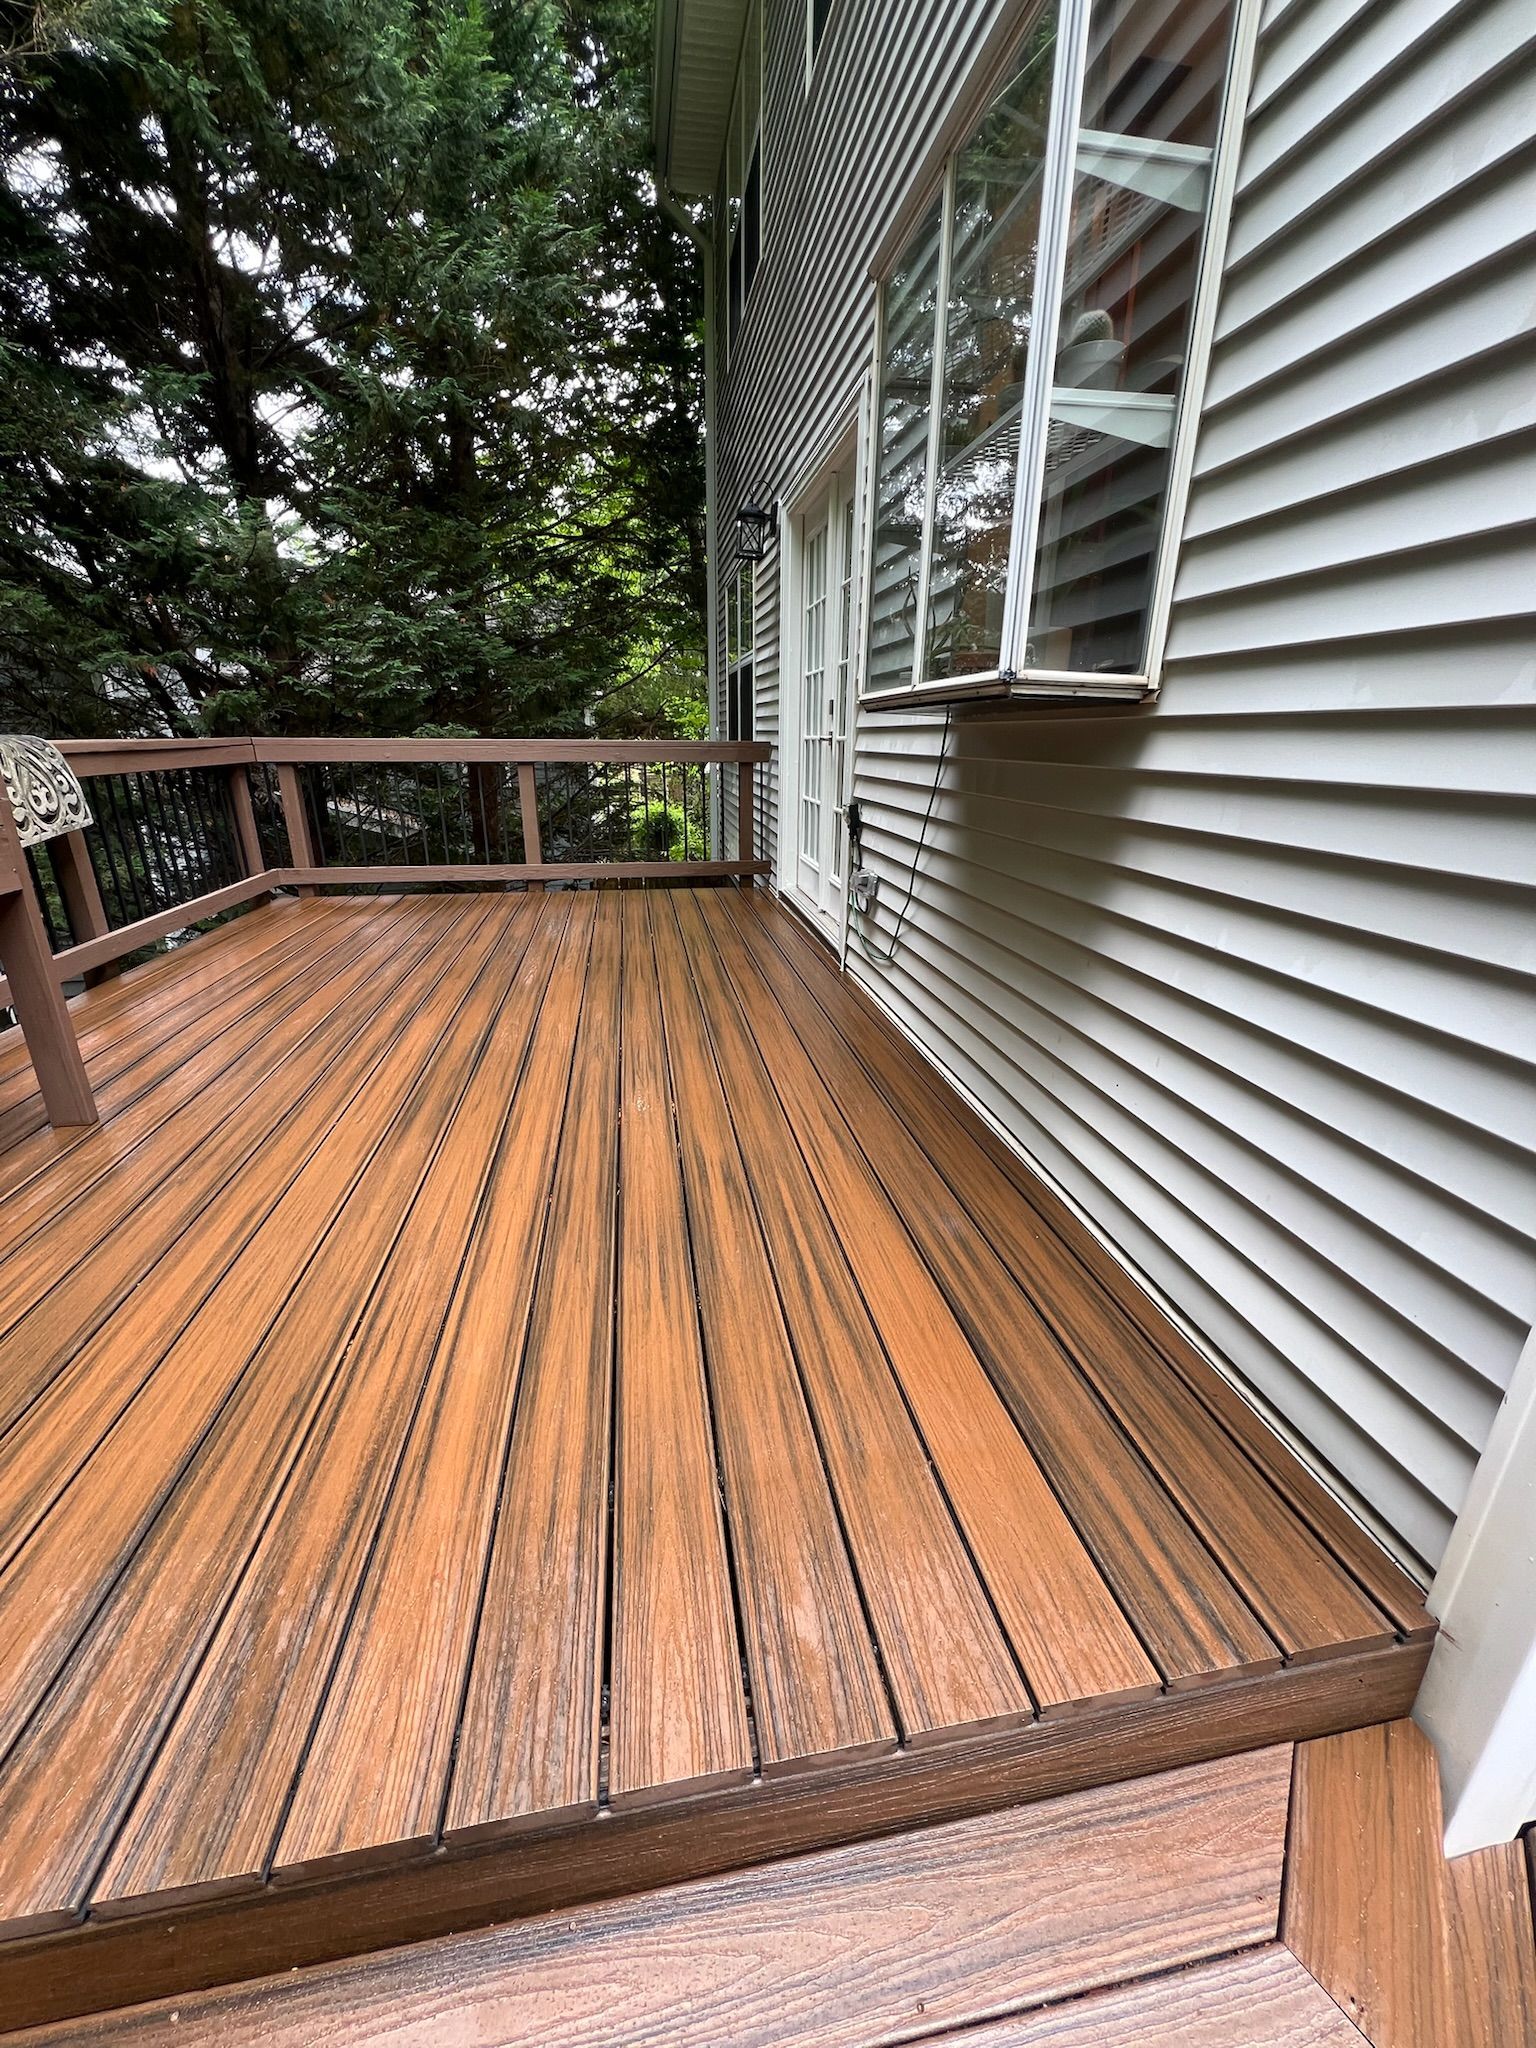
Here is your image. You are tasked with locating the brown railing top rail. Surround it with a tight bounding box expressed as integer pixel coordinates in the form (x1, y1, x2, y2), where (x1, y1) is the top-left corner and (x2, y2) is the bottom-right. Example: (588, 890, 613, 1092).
(57, 737, 771, 775)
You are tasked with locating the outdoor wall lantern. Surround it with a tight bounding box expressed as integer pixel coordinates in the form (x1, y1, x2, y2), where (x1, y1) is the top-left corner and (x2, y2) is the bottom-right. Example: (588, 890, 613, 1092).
(735, 500, 774, 562)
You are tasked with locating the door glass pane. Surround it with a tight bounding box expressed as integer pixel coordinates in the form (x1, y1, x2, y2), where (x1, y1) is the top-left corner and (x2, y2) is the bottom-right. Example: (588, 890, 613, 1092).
(926, 10, 1059, 681)
(1026, 0, 1234, 673)
(867, 200, 942, 692)
(831, 492, 856, 884)
(801, 523, 828, 863)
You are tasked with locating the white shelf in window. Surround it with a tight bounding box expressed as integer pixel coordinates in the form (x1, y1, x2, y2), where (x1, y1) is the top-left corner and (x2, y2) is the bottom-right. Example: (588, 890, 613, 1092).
(1047, 386, 1175, 448)
(1074, 129, 1213, 212)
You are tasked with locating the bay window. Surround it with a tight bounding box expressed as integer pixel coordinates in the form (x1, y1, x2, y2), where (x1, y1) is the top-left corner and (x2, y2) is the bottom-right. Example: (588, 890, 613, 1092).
(864, 0, 1256, 703)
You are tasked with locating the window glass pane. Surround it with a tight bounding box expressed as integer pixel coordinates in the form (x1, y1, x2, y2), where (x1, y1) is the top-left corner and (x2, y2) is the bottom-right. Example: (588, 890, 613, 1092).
(743, 142, 761, 299)
(1026, 0, 1234, 673)
(831, 492, 856, 882)
(736, 564, 755, 665)
(726, 562, 754, 741)
(801, 522, 829, 862)
(866, 199, 942, 692)
(727, 74, 744, 202)
(926, 10, 1059, 681)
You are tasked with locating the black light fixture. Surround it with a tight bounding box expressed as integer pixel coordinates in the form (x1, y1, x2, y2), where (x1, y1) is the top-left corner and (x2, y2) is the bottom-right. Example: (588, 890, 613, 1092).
(735, 499, 774, 562)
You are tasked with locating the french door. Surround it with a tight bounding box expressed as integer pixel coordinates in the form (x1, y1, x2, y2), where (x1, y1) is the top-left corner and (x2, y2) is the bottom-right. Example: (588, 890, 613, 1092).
(789, 472, 858, 936)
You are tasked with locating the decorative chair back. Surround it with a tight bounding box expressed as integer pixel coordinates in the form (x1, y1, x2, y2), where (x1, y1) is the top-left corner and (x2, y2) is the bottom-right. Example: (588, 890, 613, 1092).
(0, 736, 93, 849)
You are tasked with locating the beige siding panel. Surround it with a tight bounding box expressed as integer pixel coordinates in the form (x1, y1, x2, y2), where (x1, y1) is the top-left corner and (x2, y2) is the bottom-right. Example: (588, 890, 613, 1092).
(711, 0, 1536, 1572)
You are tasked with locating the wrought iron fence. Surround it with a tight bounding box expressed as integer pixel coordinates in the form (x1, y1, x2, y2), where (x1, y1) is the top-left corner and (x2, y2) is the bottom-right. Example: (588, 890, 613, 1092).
(288, 756, 716, 871)
(82, 768, 243, 931)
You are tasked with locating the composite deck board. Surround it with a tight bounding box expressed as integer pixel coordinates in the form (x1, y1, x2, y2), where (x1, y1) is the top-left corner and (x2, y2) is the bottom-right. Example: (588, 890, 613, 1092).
(12, 1747, 1290, 2046)
(94, 896, 557, 1907)
(733, 892, 1412, 1662)
(647, 890, 895, 1771)
(0, 901, 512, 1928)
(445, 893, 622, 1836)
(0, 895, 314, 1105)
(719, 897, 1287, 1684)
(651, 890, 1029, 1743)
(0, 899, 450, 1578)
(0, 888, 1431, 1979)
(0, 905, 329, 1182)
(682, 891, 1158, 1711)
(742, 896, 1434, 1644)
(273, 898, 594, 1870)
(0, 895, 428, 1363)
(608, 893, 753, 1803)
(0, 905, 398, 1256)
(0, 899, 338, 1166)
(0, 895, 398, 1267)
(910, 1946, 1362, 2046)
(1286, 1717, 1536, 2047)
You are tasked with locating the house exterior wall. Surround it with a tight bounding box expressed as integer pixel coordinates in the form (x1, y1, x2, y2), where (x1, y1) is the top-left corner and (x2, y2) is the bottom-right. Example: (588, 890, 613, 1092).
(707, 0, 1536, 1574)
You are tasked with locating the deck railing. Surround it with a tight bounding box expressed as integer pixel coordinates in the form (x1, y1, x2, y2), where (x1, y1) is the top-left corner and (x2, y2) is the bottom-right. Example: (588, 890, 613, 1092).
(6, 736, 770, 1008)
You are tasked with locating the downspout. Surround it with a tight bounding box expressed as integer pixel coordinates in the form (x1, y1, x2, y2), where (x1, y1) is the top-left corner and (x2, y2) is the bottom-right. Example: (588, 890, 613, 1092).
(658, 185, 723, 795)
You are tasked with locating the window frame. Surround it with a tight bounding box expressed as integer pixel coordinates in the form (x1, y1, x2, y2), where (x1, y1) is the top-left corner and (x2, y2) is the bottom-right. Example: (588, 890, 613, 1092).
(724, 0, 764, 357)
(859, 0, 1264, 709)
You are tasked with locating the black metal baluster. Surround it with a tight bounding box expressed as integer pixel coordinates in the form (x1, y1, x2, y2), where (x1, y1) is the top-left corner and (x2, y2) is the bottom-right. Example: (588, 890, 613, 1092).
(91, 783, 127, 926)
(121, 777, 158, 920)
(455, 765, 472, 866)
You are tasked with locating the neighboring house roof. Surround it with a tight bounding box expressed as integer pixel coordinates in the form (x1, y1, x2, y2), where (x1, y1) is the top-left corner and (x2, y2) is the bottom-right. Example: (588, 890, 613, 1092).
(652, 0, 748, 196)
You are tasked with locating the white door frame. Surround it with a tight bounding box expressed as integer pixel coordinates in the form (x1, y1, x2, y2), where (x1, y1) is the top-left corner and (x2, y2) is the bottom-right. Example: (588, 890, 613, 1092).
(776, 412, 866, 944)
(1415, 1321, 1536, 1854)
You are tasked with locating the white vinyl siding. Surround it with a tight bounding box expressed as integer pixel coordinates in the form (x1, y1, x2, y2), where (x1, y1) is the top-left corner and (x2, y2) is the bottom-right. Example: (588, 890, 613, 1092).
(712, 0, 1536, 1575)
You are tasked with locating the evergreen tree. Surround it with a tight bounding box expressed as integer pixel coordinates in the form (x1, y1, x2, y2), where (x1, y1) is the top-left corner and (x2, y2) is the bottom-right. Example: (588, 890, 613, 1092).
(0, 0, 705, 738)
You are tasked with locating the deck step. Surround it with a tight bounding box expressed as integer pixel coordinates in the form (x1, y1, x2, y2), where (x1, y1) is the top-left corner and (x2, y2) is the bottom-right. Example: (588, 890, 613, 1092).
(10, 1745, 1297, 2044)
(15, 1721, 1536, 2045)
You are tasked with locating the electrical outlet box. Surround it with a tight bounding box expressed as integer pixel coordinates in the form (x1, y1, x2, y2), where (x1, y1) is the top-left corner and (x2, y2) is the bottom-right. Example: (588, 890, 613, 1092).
(851, 868, 879, 913)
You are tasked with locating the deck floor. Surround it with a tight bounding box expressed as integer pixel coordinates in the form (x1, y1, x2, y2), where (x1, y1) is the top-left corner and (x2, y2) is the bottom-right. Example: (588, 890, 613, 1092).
(0, 886, 1430, 1989)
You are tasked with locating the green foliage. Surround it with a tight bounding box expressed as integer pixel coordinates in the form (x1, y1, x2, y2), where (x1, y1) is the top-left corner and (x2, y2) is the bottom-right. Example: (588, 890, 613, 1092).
(0, 0, 707, 739)
(632, 794, 683, 859)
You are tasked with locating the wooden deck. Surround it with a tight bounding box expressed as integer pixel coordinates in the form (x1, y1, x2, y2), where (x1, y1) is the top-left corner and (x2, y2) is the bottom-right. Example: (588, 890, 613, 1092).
(0, 885, 1432, 2027)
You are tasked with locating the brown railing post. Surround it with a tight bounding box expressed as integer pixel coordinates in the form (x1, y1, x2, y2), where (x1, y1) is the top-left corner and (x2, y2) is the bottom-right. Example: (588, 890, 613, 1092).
(0, 807, 96, 1127)
(226, 765, 269, 894)
(51, 828, 109, 948)
(275, 762, 317, 896)
(50, 825, 116, 988)
(738, 760, 756, 875)
(517, 762, 542, 887)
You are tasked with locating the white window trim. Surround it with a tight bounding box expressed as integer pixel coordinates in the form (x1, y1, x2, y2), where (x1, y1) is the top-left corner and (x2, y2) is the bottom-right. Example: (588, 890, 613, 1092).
(859, 0, 1265, 710)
